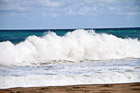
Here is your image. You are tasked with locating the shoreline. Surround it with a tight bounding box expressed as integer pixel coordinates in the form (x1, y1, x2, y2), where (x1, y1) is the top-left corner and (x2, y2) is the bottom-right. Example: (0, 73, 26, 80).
(0, 82, 140, 93)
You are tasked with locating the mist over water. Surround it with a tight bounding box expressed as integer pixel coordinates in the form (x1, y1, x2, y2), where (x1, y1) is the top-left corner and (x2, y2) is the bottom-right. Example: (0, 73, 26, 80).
(0, 29, 140, 66)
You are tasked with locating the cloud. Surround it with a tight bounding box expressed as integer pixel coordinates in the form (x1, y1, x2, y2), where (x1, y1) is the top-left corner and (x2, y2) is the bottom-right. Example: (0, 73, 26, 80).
(0, 0, 14, 3)
(85, 0, 117, 4)
(0, 0, 30, 13)
(64, 5, 97, 16)
(0, 0, 62, 13)
(37, 0, 62, 7)
(116, 11, 140, 16)
(126, 12, 138, 16)
(0, 0, 140, 17)
(107, 6, 121, 12)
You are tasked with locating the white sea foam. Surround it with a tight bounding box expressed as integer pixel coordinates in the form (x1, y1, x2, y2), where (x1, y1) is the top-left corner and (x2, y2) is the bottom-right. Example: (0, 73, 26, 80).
(0, 72, 139, 89)
(0, 29, 140, 66)
(0, 59, 140, 89)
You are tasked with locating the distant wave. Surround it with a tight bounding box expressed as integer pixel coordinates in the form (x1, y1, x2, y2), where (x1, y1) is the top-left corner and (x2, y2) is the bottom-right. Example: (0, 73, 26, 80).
(0, 29, 140, 66)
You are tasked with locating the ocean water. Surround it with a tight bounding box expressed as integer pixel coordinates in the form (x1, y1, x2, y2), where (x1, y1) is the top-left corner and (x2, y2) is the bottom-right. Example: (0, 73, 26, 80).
(0, 28, 140, 89)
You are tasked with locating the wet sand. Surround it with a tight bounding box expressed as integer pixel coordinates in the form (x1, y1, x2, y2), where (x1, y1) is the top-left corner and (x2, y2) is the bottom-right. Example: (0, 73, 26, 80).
(0, 82, 140, 93)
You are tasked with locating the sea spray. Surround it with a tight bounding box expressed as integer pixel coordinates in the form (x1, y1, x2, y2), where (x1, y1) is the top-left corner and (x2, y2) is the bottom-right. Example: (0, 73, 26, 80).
(0, 29, 140, 66)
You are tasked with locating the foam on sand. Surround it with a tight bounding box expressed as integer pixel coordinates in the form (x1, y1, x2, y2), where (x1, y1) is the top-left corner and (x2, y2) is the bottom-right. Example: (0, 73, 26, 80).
(0, 72, 139, 89)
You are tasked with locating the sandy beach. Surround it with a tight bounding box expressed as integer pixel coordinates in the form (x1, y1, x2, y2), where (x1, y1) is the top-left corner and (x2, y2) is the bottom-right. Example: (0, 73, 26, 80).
(0, 82, 140, 93)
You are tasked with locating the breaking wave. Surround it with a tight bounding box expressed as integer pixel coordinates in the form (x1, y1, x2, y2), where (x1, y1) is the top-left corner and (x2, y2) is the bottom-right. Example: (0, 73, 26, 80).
(0, 29, 140, 66)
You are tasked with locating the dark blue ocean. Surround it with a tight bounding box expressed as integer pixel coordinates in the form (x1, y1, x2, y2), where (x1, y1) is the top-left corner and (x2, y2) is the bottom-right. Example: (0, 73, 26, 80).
(0, 28, 140, 43)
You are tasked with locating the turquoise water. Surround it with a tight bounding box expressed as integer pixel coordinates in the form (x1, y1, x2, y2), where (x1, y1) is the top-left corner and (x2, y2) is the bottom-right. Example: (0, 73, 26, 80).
(0, 28, 140, 43)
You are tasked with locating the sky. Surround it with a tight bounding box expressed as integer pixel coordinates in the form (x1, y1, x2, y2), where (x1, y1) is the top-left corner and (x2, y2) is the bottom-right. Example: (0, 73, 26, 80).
(0, 0, 140, 29)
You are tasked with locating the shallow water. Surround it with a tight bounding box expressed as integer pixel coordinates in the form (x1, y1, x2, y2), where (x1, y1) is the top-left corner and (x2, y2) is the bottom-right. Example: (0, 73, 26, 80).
(0, 59, 140, 89)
